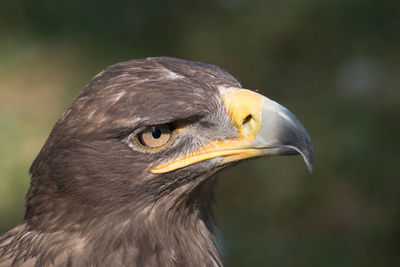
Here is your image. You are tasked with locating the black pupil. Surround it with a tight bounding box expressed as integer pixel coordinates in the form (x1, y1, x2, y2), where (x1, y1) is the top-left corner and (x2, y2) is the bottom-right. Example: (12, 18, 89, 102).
(151, 127, 162, 139)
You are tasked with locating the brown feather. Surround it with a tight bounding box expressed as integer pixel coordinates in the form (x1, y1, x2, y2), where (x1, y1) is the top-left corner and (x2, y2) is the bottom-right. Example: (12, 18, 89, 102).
(1, 57, 241, 266)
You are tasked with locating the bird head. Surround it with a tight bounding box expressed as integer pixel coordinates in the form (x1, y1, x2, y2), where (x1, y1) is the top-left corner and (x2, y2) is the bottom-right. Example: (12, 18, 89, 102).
(26, 57, 313, 224)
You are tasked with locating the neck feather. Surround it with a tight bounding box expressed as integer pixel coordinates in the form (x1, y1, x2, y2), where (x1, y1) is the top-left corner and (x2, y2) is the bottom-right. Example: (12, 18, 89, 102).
(2, 179, 222, 267)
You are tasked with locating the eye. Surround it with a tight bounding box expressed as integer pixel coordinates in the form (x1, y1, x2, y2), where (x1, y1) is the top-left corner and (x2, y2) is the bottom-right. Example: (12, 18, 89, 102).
(135, 125, 173, 149)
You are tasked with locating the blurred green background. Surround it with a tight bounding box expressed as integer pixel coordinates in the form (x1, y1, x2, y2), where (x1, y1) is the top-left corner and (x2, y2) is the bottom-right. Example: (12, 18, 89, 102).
(0, 0, 399, 266)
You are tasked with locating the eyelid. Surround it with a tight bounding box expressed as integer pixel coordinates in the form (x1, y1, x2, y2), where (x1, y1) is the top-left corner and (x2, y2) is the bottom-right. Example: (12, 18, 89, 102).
(138, 115, 202, 131)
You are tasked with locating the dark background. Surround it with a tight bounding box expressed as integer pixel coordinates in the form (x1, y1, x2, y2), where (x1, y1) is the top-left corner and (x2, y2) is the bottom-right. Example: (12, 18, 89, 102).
(1, 1, 399, 266)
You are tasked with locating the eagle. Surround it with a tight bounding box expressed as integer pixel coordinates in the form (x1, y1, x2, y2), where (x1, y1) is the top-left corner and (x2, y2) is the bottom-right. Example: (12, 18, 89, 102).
(0, 57, 313, 267)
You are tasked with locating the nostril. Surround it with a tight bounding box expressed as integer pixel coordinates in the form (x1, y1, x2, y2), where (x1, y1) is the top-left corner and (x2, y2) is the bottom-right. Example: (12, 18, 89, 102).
(242, 114, 253, 126)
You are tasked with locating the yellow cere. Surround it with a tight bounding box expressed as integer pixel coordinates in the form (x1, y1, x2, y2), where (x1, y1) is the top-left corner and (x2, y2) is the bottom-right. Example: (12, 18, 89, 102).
(150, 87, 265, 174)
(220, 87, 263, 139)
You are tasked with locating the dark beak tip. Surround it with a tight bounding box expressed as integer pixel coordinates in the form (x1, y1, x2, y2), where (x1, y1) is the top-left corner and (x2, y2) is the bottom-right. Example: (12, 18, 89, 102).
(291, 138, 314, 174)
(278, 144, 313, 174)
(306, 158, 314, 174)
(303, 143, 314, 174)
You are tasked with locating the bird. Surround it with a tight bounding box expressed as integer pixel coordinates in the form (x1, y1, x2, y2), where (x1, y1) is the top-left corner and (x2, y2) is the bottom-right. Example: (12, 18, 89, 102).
(0, 57, 313, 267)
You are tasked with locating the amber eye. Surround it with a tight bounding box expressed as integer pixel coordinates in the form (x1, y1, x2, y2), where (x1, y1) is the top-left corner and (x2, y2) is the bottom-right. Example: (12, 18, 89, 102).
(135, 125, 172, 149)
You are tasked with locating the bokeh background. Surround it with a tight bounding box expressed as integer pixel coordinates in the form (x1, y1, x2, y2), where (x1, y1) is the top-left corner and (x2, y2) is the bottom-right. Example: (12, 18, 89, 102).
(1, 0, 399, 266)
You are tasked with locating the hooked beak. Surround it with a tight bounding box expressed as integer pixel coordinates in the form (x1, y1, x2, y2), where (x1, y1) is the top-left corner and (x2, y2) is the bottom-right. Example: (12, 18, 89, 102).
(151, 87, 313, 174)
